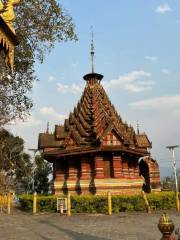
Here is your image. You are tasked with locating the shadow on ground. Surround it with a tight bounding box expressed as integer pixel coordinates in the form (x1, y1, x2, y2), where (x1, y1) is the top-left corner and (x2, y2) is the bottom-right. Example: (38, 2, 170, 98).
(39, 219, 109, 240)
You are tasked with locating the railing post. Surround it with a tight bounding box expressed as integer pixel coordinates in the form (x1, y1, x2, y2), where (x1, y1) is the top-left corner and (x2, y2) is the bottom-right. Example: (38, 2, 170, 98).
(107, 191, 112, 215)
(33, 192, 37, 214)
(175, 192, 180, 211)
(0, 195, 2, 213)
(142, 190, 151, 213)
(7, 192, 11, 214)
(67, 192, 71, 216)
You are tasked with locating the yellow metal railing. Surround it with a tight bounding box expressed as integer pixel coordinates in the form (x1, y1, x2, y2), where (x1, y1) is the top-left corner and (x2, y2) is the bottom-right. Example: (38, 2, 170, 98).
(0, 193, 11, 214)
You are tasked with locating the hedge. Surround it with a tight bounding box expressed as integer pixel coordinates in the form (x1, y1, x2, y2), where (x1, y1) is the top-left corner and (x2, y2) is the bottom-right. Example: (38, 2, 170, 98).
(19, 195, 57, 212)
(18, 192, 178, 213)
(148, 192, 176, 210)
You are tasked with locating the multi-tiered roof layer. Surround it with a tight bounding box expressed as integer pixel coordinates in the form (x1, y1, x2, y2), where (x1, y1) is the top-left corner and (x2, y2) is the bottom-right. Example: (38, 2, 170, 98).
(39, 72, 151, 158)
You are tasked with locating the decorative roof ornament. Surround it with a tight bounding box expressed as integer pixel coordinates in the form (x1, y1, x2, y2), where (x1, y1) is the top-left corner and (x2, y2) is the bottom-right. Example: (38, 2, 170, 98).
(46, 121, 50, 134)
(1, 0, 21, 34)
(137, 120, 140, 134)
(0, 1, 3, 12)
(0, 0, 20, 72)
(90, 26, 95, 73)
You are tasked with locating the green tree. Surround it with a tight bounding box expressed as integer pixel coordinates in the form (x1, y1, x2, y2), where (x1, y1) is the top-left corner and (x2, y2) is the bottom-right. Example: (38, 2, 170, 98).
(34, 155, 52, 194)
(162, 169, 180, 192)
(0, 0, 77, 126)
(162, 176, 174, 191)
(15, 152, 33, 194)
(0, 128, 33, 193)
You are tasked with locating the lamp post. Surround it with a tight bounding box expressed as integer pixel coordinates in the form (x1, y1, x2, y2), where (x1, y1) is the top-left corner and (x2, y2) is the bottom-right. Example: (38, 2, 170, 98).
(28, 148, 38, 193)
(166, 145, 180, 211)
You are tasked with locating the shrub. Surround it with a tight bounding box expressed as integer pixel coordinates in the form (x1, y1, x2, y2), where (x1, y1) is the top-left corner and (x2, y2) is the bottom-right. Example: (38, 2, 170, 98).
(71, 196, 107, 213)
(147, 192, 176, 210)
(19, 194, 33, 212)
(18, 191, 178, 213)
(19, 195, 57, 213)
(112, 195, 145, 212)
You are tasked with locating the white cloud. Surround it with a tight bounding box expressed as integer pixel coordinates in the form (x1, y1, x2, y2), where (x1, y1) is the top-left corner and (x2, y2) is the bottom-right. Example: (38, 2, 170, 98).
(161, 68, 171, 75)
(48, 75, 55, 82)
(129, 95, 180, 110)
(128, 95, 180, 165)
(10, 116, 42, 128)
(145, 56, 159, 63)
(7, 115, 43, 150)
(71, 61, 79, 69)
(8, 109, 67, 149)
(155, 4, 172, 14)
(39, 107, 67, 121)
(124, 83, 154, 93)
(103, 70, 155, 93)
(57, 83, 83, 94)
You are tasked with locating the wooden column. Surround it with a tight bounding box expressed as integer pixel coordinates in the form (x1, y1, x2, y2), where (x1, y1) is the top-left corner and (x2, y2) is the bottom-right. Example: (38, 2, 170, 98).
(56, 160, 65, 181)
(134, 163, 140, 178)
(95, 155, 104, 179)
(129, 168, 135, 178)
(112, 155, 123, 178)
(129, 162, 135, 179)
(68, 158, 78, 180)
(81, 158, 91, 180)
(53, 159, 56, 180)
(122, 160, 129, 177)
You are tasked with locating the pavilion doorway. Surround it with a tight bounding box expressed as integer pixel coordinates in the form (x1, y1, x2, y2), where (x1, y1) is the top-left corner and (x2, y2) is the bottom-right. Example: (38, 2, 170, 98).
(139, 159, 151, 193)
(103, 156, 113, 178)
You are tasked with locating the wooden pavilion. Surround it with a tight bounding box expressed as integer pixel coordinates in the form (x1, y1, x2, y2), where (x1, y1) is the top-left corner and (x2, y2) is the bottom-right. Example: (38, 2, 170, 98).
(38, 40, 160, 195)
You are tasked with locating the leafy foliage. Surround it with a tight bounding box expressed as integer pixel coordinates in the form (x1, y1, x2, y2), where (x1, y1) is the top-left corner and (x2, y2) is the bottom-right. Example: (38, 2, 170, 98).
(71, 196, 107, 214)
(34, 155, 52, 194)
(0, 0, 77, 126)
(0, 129, 54, 194)
(112, 195, 145, 212)
(147, 192, 175, 210)
(162, 169, 180, 191)
(0, 128, 32, 193)
(19, 194, 56, 212)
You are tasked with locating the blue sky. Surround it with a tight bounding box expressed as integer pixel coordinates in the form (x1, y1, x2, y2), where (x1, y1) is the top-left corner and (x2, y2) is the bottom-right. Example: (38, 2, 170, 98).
(9, 1, 180, 171)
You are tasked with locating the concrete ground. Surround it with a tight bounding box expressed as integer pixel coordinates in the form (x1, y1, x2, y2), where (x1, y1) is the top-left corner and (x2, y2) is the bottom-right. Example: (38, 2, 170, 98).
(0, 209, 179, 240)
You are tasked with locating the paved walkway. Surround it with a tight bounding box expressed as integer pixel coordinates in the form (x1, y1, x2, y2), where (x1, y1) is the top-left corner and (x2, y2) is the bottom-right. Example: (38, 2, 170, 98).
(0, 209, 179, 240)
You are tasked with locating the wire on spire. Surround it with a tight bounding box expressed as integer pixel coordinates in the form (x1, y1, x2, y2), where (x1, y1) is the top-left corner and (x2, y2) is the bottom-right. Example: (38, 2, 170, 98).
(90, 26, 95, 73)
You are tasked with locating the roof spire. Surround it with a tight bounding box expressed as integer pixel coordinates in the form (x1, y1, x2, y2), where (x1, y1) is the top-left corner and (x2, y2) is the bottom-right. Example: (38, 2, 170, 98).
(83, 28, 104, 82)
(90, 26, 95, 73)
(137, 120, 140, 134)
(46, 121, 50, 133)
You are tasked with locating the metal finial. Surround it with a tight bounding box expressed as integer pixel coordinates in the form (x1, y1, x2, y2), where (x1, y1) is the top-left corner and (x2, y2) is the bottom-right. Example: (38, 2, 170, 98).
(46, 121, 49, 133)
(137, 120, 140, 134)
(90, 26, 95, 73)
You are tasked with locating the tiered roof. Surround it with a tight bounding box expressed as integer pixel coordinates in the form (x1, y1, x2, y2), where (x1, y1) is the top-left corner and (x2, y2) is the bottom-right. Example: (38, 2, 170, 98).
(39, 72, 151, 158)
